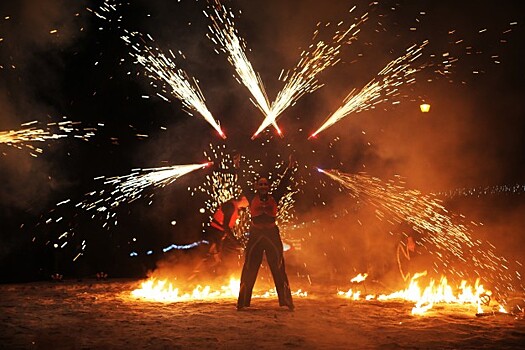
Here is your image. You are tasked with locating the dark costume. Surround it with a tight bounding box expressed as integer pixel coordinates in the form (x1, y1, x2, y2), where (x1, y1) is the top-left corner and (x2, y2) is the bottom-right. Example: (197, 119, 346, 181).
(236, 169, 294, 310)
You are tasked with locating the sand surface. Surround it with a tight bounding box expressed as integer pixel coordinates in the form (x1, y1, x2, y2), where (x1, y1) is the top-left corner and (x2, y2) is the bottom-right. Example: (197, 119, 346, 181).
(1, 279, 524, 349)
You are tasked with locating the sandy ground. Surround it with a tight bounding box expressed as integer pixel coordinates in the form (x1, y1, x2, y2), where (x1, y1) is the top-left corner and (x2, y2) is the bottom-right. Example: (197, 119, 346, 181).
(1, 279, 524, 350)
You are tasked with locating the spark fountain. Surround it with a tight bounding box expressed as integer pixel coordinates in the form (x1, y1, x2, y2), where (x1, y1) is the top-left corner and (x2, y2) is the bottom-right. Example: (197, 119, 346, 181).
(88, 2, 225, 138)
(0, 120, 98, 157)
(309, 41, 428, 139)
(317, 168, 521, 295)
(44, 162, 212, 259)
(206, 0, 369, 139)
(121, 32, 226, 139)
(206, 0, 281, 136)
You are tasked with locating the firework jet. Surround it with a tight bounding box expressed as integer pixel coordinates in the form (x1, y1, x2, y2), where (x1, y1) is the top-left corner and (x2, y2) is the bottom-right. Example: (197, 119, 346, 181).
(318, 168, 519, 293)
(89, 2, 225, 138)
(207, 0, 368, 138)
(253, 10, 369, 138)
(122, 32, 225, 139)
(206, 0, 281, 136)
(87, 162, 212, 213)
(0, 120, 97, 156)
(310, 41, 428, 138)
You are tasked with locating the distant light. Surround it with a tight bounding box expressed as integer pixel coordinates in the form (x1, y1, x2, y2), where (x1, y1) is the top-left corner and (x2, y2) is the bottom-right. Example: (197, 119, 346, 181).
(199, 208, 205, 214)
(146, 250, 153, 255)
(420, 103, 431, 113)
(170, 220, 177, 226)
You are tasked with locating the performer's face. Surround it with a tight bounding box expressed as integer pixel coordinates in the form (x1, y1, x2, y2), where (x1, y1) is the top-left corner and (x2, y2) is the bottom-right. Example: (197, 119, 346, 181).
(255, 178, 270, 195)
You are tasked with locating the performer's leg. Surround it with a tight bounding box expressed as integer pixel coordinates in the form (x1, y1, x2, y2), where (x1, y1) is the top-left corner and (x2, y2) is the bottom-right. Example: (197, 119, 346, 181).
(265, 229, 294, 310)
(237, 234, 264, 309)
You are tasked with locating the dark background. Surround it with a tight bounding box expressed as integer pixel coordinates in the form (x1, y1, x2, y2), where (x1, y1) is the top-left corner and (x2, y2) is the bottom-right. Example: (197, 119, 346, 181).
(1, 0, 524, 284)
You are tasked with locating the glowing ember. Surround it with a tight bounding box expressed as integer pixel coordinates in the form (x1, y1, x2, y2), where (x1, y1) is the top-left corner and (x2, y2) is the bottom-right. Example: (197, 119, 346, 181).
(130, 277, 307, 302)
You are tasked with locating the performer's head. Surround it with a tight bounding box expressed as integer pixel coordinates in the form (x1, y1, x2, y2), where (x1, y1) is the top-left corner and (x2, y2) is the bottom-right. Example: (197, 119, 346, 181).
(255, 177, 270, 195)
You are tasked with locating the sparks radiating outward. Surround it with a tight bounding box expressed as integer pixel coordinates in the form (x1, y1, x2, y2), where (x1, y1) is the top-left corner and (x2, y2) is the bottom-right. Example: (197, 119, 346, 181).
(121, 32, 225, 138)
(43, 162, 211, 261)
(317, 168, 520, 294)
(253, 10, 369, 138)
(310, 41, 428, 138)
(435, 184, 525, 199)
(89, 2, 224, 137)
(85, 162, 212, 214)
(206, 0, 281, 136)
(191, 144, 299, 244)
(0, 120, 97, 157)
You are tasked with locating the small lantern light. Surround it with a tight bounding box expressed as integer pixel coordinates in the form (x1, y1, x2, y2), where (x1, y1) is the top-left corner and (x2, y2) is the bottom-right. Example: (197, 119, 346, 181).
(420, 103, 431, 113)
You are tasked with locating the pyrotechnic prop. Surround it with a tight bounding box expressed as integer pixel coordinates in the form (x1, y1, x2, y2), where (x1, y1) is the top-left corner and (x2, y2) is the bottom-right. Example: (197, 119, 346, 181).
(309, 41, 428, 139)
(191, 144, 299, 244)
(318, 168, 520, 294)
(0, 120, 98, 157)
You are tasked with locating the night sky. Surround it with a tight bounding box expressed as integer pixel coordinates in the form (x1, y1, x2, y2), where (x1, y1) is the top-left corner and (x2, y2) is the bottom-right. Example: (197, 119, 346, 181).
(1, 0, 524, 283)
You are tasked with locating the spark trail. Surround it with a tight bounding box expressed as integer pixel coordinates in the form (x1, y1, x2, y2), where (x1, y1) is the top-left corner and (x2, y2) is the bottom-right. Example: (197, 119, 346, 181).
(42, 162, 211, 260)
(0, 120, 97, 157)
(317, 168, 520, 295)
(88, 2, 225, 138)
(253, 9, 369, 138)
(191, 144, 299, 243)
(310, 41, 428, 138)
(84, 162, 212, 215)
(121, 32, 225, 139)
(206, 0, 281, 136)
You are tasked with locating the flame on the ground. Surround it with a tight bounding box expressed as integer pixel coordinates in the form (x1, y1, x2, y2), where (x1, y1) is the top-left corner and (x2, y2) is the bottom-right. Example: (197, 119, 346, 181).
(338, 271, 508, 315)
(131, 277, 307, 302)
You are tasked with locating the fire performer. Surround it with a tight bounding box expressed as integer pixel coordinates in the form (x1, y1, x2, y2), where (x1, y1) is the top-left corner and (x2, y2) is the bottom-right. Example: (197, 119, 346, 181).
(190, 196, 248, 280)
(234, 153, 295, 311)
(206, 195, 249, 262)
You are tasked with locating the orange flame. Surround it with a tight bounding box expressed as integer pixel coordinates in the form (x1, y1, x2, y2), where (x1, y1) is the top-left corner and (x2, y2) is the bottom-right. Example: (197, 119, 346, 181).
(338, 271, 507, 315)
(130, 276, 307, 302)
(350, 273, 368, 283)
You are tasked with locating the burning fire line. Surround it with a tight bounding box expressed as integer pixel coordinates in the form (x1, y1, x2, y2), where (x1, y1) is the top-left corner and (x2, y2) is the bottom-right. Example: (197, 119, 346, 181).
(130, 277, 307, 303)
(338, 272, 507, 316)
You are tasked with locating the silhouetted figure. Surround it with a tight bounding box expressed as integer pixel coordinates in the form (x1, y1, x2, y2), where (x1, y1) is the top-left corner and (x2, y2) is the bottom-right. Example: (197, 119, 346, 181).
(234, 153, 295, 311)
